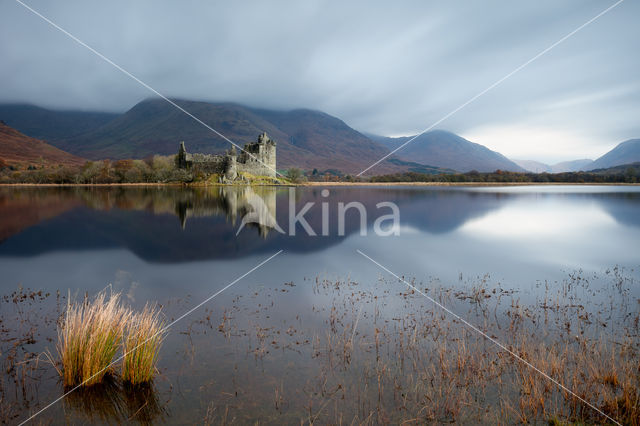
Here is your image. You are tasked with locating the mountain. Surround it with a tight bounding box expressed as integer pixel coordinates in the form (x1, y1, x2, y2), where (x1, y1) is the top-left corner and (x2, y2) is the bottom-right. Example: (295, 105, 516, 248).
(514, 158, 594, 173)
(55, 99, 292, 159)
(0, 121, 85, 166)
(1, 99, 523, 174)
(369, 130, 525, 172)
(588, 139, 640, 170)
(249, 108, 390, 169)
(550, 159, 594, 173)
(0, 104, 118, 140)
(590, 162, 640, 175)
(35, 98, 413, 174)
(513, 159, 550, 173)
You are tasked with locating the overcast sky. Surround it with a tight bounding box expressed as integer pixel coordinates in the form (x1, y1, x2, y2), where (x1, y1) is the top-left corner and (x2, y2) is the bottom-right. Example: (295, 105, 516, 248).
(1, 0, 638, 162)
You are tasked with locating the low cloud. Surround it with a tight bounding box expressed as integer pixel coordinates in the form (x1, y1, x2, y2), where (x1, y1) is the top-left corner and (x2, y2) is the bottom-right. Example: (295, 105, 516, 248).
(0, 0, 638, 162)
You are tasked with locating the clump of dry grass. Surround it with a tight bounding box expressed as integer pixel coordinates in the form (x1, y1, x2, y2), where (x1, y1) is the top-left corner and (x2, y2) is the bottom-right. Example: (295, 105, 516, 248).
(58, 291, 129, 387)
(122, 303, 165, 385)
(58, 291, 165, 388)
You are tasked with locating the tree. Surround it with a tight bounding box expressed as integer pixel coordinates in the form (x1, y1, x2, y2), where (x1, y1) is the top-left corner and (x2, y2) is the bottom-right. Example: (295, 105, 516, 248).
(286, 168, 306, 183)
(626, 167, 637, 183)
(114, 159, 135, 182)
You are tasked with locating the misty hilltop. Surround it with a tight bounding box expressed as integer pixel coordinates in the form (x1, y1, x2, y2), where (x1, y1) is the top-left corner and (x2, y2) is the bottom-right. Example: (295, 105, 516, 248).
(2, 99, 639, 176)
(1, 99, 521, 174)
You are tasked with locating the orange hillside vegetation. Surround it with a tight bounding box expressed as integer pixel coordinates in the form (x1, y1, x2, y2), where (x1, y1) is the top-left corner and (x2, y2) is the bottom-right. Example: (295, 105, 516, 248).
(0, 120, 85, 166)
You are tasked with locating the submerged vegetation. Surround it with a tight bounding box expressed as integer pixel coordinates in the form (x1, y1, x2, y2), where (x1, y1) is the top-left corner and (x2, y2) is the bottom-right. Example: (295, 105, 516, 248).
(192, 269, 640, 424)
(1, 268, 638, 423)
(58, 291, 164, 388)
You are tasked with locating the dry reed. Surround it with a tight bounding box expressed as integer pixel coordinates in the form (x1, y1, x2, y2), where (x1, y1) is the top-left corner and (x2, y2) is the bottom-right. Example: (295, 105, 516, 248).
(122, 303, 165, 385)
(58, 291, 129, 387)
(58, 291, 164, 388)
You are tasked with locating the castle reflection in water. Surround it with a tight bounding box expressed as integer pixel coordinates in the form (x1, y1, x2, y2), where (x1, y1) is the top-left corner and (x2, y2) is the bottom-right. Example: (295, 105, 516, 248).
(174, 186, 278, 237)
(0, 185, 282, 245)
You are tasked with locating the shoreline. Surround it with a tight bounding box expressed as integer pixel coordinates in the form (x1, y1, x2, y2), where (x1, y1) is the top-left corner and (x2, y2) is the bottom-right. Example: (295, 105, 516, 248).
(303, 181, 640, 186)
(1, 181, 639, 188)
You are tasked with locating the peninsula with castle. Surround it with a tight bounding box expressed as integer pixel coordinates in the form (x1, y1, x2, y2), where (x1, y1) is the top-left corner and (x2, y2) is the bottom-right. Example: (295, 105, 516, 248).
(176, 132, 277, 182)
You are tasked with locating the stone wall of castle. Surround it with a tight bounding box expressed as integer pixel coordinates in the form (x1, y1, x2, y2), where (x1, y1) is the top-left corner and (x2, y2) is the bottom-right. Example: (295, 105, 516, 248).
(236, 136, 276, 177)
(189, 153, 228, 174)
(176, 133, 276, 180)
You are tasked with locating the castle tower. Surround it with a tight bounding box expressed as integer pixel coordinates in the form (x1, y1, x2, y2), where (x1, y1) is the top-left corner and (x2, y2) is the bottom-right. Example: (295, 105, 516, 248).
(257, 132, 276, 176)
(224, 145, 238, 181)
(176, 141, 188, 168)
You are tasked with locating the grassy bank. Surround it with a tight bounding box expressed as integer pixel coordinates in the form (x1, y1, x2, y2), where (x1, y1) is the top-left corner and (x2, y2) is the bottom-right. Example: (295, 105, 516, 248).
(0, 156, 294, 186)
(3, 156, 640, 186)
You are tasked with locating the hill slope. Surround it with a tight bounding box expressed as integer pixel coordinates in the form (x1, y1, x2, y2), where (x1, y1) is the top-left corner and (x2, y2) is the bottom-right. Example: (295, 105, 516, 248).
(0, 121, 84, 166)
(588, 139, 640, 170)
(2, 100, 526, 175)
(514, 158, 594, 173)
(250, 108, 390, 169)
(590, 162, 640, 175)
(46, 99, 408, 174)
(370, 130, 524, 172)
(0, 104, 118, 140)
(513, 159, 550, 173)
(551, 159, 594, 172)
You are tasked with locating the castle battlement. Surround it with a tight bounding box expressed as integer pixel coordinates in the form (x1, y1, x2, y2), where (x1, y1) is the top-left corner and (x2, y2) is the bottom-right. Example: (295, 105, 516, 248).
(176, 132, 276, 181)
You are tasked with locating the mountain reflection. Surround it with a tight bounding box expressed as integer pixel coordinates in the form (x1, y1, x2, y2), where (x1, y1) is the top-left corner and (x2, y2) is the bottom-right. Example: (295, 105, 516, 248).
(0, 186, 638, 263)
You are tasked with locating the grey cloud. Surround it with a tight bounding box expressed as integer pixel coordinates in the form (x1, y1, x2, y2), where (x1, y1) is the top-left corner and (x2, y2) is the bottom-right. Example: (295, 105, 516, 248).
(0, 0, 638, 161)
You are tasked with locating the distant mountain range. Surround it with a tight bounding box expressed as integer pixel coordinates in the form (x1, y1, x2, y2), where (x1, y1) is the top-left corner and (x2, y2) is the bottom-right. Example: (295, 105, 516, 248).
(588, 139, 640, 170)
(0, 121, 84, 166)
(368, 130, 525, 172)
(1, 99, 639, 175)
(513, 158, 594, 173)
(0, 104, 118, 141)
(1, 99, 409, 174)
(514, 139, 640, 173)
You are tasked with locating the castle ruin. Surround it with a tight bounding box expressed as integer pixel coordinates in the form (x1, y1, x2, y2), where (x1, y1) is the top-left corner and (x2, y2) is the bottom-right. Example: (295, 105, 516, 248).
(176, 132, 276, 181)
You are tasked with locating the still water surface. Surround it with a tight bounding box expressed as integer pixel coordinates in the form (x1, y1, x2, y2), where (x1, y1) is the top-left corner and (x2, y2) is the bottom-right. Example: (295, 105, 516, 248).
(1, 185, 638, 296)
(0, 185, 638, 423)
